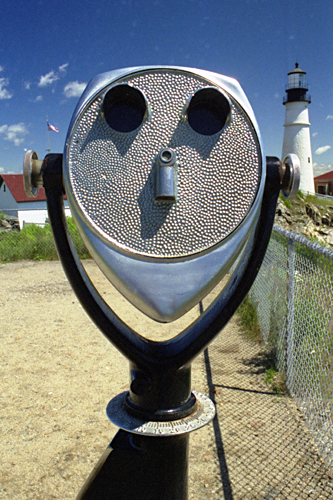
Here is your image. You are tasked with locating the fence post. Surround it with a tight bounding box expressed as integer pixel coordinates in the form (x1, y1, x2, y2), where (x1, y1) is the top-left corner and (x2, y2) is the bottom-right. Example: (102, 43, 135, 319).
(286, 232, 295, 393)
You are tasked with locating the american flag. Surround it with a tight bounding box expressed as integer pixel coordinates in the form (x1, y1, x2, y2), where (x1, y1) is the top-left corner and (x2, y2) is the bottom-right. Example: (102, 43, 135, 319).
(47, 121, 59, 133)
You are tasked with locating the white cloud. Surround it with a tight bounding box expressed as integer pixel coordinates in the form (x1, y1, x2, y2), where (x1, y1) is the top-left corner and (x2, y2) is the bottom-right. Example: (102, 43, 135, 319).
(315, 145, 331, 155)
(38, 70, 59, 87)
(0, 66, 4, 72)
(326, 115, 333, 120)
(37, 65, 69, 90)
(313, 163, 333, 176)
(59, 63, 68, 73)
(0, 167, 4, 173)
(0, 77, 13, 99)
(63, 81, 87, 98)
(29, 95, 43, 103)
(312, 132, 318, 137)
(0, 123, 29, 146)
(24, 81, 31, 90)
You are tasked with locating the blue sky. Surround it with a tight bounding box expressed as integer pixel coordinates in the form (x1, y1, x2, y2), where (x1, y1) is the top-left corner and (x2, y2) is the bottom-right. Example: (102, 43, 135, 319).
(0, 0, 332, 176)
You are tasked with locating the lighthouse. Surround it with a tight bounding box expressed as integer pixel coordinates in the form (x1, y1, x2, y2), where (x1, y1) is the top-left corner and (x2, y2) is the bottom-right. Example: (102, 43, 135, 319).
(282, 63, 315, 193)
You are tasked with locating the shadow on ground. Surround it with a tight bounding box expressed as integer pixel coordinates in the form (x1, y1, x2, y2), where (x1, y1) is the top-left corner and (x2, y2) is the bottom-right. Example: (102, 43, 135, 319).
(204, 317, 333, 499)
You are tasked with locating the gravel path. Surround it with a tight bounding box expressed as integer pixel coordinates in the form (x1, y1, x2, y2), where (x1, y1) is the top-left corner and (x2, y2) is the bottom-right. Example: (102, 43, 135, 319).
(1, 260, 332, 499)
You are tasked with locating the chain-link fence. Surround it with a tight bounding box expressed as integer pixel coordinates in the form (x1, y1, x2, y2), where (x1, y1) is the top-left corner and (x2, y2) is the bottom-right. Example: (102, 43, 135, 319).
(2, 208, 333, 472)
(249, 226, 333, 470)
(0, 208, 88, 262)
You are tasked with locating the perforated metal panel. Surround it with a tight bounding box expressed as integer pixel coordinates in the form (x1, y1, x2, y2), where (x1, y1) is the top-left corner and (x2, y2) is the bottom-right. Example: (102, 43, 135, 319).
(67, 69, 261, 258)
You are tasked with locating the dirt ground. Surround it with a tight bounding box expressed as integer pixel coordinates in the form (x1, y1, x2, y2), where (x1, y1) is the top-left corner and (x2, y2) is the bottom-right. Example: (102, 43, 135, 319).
(0, 260, 222, 499)
(1, 260, 333, 499)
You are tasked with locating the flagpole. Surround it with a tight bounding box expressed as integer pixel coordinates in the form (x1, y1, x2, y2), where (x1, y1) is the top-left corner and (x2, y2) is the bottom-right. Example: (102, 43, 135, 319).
(46, 115, 50, 152)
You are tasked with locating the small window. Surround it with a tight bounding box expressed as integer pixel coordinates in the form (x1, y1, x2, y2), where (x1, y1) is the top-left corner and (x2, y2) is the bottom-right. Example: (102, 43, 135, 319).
(3, 185, 6, 192)
(308, 157, 310, 163)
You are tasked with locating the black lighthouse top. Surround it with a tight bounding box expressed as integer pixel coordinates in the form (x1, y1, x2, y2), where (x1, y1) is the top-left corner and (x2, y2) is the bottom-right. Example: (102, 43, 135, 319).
(283, 63, 311, 105)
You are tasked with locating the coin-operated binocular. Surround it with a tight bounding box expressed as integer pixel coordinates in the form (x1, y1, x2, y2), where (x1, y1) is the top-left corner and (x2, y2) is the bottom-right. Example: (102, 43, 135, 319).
(24, 66, 299, 499)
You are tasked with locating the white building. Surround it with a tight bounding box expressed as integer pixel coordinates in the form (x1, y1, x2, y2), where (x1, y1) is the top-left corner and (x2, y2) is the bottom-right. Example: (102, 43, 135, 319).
(282, 63, 315, 193)
(0, 174, 71, 229)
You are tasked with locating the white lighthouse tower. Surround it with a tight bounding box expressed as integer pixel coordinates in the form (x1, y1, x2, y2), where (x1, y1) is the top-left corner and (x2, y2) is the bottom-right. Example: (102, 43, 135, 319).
(282, 63, 314, 193)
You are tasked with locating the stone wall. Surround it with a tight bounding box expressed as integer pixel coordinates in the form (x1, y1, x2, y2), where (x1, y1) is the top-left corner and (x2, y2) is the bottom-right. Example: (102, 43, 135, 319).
(275, 196, 333, 247)
(0, 213, 20, 232)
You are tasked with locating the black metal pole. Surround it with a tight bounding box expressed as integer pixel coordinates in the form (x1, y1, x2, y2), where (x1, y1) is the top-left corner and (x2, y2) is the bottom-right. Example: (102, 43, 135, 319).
(77, 431, 189, 500)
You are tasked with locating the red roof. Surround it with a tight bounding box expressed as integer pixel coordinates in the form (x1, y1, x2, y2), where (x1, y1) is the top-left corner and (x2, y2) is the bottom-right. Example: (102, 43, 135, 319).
(314, 170, 333, 181)
(0, 174, 46, 202)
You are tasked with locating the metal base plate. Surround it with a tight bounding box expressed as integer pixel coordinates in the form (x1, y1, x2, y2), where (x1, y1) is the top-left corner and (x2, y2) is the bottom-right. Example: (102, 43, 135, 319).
(106, 391, 215, 436)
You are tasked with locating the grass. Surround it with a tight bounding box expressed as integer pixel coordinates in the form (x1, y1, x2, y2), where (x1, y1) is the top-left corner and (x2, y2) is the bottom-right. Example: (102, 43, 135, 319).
(264, 366, 286, 395)
(237, 295, 262, 342)
(279, 192, 291, 209)
(237, 294, 286, 394)
(279, 190, 333, 220)
(304, 193, 333, 211)
(0, 217, 89, 263)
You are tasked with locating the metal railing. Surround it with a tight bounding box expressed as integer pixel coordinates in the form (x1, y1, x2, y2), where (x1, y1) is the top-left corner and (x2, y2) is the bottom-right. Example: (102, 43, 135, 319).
(249, 226, 333, 470)
(285, 82, 309, 91)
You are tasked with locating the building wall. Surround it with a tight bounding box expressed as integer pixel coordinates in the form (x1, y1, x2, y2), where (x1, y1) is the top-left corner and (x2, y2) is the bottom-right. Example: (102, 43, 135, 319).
(0, 186, 71, 229)
(18, 206, 71, 229)
(282, 101, 314, 193)
(314, 180, 333, 196)
(0, 183, 18, 210)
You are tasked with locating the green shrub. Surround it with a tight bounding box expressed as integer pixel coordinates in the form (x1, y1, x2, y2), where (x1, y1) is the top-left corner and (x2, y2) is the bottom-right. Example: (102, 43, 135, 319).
(278, 192, 291, 209)
(66, 217, 90, 258)
(237, 295, 261, 341)
(304, 193, 333, 211)
(292, 292, 332, 390)
(264, 365, 286, 395)
(237, 294, 286, 394)
(0, 217, 89, 263)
